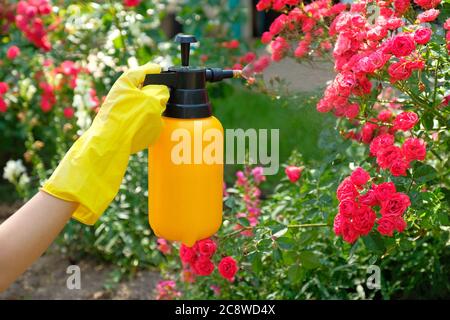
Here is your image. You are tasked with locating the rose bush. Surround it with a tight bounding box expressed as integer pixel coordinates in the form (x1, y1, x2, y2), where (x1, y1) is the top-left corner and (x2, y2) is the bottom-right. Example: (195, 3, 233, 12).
(1, 0, 449, 299)
(150, 0, 449, 299)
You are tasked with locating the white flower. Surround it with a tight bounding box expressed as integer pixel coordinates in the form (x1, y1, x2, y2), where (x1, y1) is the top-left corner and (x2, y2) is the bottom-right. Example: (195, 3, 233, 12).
(18, 173, 30, 186)
(153, 55, 173, 70)
(3, 159, 26, 183)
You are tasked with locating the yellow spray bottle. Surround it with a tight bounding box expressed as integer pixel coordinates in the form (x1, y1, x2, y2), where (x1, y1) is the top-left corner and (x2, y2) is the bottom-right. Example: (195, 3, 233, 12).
(143, 35, 241, 247)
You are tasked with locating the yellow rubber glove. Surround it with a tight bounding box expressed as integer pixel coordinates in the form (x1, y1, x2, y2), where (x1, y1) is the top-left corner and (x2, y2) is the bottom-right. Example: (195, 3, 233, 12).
(42, 63, 169, 225)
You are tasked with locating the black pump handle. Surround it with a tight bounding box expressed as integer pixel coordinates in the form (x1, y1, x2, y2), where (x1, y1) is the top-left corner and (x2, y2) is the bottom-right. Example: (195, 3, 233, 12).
(175, 34, 197, 67)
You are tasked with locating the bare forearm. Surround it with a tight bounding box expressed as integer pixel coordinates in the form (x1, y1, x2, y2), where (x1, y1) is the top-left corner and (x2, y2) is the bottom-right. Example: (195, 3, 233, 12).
(0, 191, 76, 291)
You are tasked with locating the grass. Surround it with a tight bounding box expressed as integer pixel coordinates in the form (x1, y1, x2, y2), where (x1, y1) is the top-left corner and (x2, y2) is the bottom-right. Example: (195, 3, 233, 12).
(210, 85, 332, 188)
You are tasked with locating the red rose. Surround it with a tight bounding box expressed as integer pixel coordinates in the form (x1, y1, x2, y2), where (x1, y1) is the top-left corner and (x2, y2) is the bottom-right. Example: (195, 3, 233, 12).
(414, 0, 441, 9)
(345, 103, 359, 119)
(192, 256, 215, 276)
(394, 111, 419, 131)
(6, 45, 20, 60)
(218, 256, 238, 281)
(350, 167, 370, 186)
(336, 177, 359, 201)
(370, 133, 395, 156)
(63, 107, 75, 119)
(390, 158, 410, 177)
(196, 239, 217, 258)
(389, 34, 415, 57)
(377, 215, 407, 236)
(353, 205, 376, 236)
(123, 0, 141, 7)
(333, 213, 344, 236)
(359, 187, 379, 207)
(341, 218, 359, 243)
(377, 110, 393, 122)
(0, 82, 9, 95)
(414, 27, 432, 45)
(394, 0, 410, 14)
(256, 0, 272, 11)
(285, 165, 302, 183)
(388, 61, 412, 82)
(377, 216, 396, 236)
(380, 192, 411, 216)
(361, 122, 378, 144)
(339, 198, 357, 218)
(374, 182, 397, 202)
(0, 98, 7, 113)
(261, 31, 272, 44)
(402, 138, 426, 161)
(179, 244, 196, 264)
(376, 145, 402, 169)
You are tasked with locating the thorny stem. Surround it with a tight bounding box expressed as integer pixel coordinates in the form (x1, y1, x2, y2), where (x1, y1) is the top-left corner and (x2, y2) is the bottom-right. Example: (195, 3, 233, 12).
(287, 223, 329, 228)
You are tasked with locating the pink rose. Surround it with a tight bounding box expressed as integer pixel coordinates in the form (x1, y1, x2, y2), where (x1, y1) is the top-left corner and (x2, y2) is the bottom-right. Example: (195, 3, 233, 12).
(393, 111, 419, 131)
(285, 165, 303, 183)
(388, 34, 416, 58)
(123, 0, 141, 7)
(63, 107, 75, 119)
(388, 61, 412, 82)
(417, 9, 440, 23)
(0, 82, 9, 94)
(6, 45, 20, 60)
(414, 27, 432, 45)
(261, 31, 272, 44)
(345, 103, 360, 119)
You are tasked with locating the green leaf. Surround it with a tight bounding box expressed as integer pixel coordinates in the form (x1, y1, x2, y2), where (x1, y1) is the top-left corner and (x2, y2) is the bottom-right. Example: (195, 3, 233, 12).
(237, 217, 250, 227)
(414, 163, 438, 183)
(273, 248, 282, 262)
(250, 252, 263, 273)
(272, 227, 288, 238)
(421, 113, 434, 130)
(362, 233, 386, 253)
(299, 251, 321, 269)
(287, 265, 303, 284)
(277, 237, 295, 250)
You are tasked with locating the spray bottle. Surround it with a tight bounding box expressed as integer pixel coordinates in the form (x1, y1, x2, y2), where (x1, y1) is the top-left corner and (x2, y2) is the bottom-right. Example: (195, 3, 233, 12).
(143, 34, 241, 247)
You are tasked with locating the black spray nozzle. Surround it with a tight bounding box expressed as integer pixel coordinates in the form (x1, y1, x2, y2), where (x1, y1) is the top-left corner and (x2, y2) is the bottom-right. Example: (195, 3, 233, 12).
(205, 68, 241, 82)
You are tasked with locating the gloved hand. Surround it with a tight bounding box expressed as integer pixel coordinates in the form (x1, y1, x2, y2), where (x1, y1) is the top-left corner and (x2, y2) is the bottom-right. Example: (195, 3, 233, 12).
(42, 63, 169, 225)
